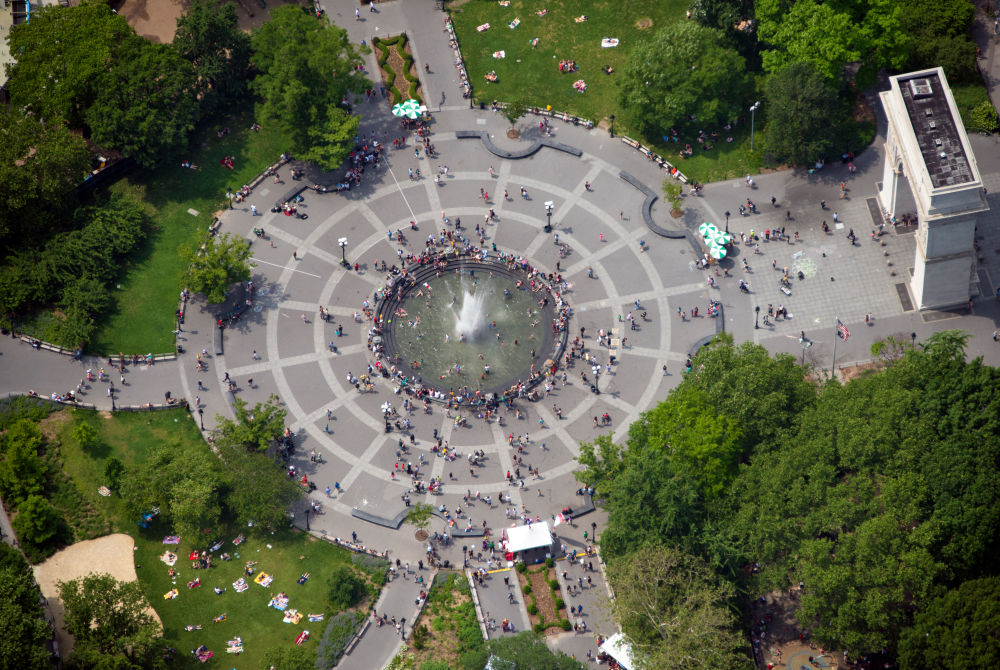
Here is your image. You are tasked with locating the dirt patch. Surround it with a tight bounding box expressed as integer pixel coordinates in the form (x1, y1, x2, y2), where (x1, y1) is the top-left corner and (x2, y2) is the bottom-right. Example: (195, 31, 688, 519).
(38, 412, 71, 441)
(635, 17, 653, 30)
(415, 529, 429, 541)
(852, 95, 875, 123)
(32, 534, 161, 659)
(519, 567, 565, 633)
(750, 589, 844, 670)
(507, 129, 521, 139)
(115, 0, 302, 44)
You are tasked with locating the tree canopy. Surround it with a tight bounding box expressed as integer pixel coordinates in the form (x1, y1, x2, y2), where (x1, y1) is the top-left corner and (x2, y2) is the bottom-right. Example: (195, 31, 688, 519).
(58, 573, 161, 667)
(183, 232, 254, 304)
(85, 41, 200, 168)
(609, 547, 751, 670)
(584, 331, 1000, 663)
(250, 5, 369, 168)
(762, 62, 843, 165)
(173, 0, 252, 112)
(6, 0, 141, 127)
(0, 559, 52, 668)
(621, 22, 749, 136)
(0, 108, 89, 244)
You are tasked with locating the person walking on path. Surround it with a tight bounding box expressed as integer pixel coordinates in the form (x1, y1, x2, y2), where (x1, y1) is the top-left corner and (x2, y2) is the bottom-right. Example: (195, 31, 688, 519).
(355, 7, 360, 19)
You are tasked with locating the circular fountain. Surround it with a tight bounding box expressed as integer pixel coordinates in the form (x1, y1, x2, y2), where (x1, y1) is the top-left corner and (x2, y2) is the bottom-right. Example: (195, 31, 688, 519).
(373, 256, 568, 400)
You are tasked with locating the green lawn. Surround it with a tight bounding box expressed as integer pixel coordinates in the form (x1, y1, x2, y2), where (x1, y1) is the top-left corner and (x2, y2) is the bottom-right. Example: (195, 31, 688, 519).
(89, 114, 292, 355)
(53, 408, 380, 668)
(448, 0, 764, 183)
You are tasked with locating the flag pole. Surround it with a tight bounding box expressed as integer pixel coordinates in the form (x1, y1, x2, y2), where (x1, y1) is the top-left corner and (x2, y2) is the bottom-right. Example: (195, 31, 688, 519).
(831, 317, 839, 379)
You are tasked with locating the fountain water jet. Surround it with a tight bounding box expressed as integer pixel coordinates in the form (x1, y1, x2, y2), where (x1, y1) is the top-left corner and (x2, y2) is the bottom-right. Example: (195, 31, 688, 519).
(453, 289, 487, 338)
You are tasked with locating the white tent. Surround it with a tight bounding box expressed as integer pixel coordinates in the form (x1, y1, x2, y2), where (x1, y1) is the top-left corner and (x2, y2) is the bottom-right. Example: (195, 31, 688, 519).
(600, 632, 636, 670)
(504, 521, 553, 554)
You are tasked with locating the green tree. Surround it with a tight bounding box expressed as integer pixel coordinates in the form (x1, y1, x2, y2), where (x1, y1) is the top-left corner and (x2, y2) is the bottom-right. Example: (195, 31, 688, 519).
(405, 503, 434, 535)
(251, 5, 369, 164)
(577, 385, 742, 560)
(72, 422, 100, 452)
(260, 645, 315, 670)
(327, 565, 366, 610)
(663, 181, 683, 213)
(899, 0, 976, 82)
(0, 108, 89, 243)
(501, 98, 528, 129)
(104, 457, 126, 492)
(0, 565, 52, 668)
(219, 445, 301, 532)
(485, 631, 584, 669)
(608, 547, 751, 670)
(213, 395, 287, 452)
(183, 232, 254, 304)
(300, 105, 361, 171)
(898, 577, 1000, 670)
(85, 41, 200, 168)
(5, 1, 141, 127)
(762, 62, 842, 165)
(621, 22, 749, 136)
(13, 495, 62, 546)
(173, 0, 252, 112)
(120, 441, 224, 538)
(58, 573, 161, 666)
(0, 419, 48, 504)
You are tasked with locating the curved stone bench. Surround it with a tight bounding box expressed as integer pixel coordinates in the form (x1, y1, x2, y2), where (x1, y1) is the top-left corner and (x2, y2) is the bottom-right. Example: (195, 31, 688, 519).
(618, 171, 686, 239)
(455, 130, 583, 159)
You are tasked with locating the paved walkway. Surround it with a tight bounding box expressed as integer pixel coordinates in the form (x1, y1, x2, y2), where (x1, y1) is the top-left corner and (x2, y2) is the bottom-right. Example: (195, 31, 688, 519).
(3, 2, 1000, 668)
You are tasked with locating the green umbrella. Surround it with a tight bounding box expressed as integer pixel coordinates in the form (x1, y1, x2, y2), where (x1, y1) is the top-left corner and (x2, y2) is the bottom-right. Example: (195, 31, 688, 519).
(398, 99, 425, 119)
(698, 222, 718, 236)
(708, 244, 727, 259)
(707, 230, 732, 246)
(391, 103, 409, 118)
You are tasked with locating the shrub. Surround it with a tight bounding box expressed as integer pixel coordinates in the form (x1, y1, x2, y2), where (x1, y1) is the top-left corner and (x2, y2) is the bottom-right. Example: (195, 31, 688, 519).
(971, 100, 999, 132)
(533, 622, 545, 634)
(327, 564, 367, 610)
(411, 623, 429, 650)
(545, 557, 554, 568)
(559, 618, 571, 630)
(522, 583, 531, 595)
(549, 579, 560, 590)
(554, 597, 565, 611)
(527, 602, 538, 615)
(515, 562, 527, 573)
(316, 610, 365, 666)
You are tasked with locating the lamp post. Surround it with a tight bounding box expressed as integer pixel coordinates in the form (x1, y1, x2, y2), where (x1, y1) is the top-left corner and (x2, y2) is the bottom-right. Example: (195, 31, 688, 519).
(754, 305, 760, 329)
(724, 210, 730, 234)
(749, 101, 761, 152)
(338, 237, 349, 267)
(198, 407, 204, 430)
(544, 201, 554, 233)
(609, 114, 615, 139)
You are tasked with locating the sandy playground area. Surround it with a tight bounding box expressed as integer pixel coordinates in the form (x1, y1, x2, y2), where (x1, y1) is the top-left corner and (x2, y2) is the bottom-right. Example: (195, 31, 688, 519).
(32, 533, 161, 659)
(114, 0, 304, 44)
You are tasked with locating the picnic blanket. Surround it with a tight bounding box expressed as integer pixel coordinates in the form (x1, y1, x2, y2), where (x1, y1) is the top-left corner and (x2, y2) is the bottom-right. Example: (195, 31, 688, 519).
(297, 573, 310, 585)
(269, 593, 290, 611)
(601, 38, 620, 47)
(493, 50, 506, 59)
(189, 550, 200, 561)
(163, 536, 181, 544)
(232, 534, 245, 545)
(295, 630, 310, 645)
(226, 646, 243, 655)
(98, 486, 111, 497)
(508, 17, 520, 29)
(233, 578, 248, 593)
(476, 23, 490, 32)
(160, 551, 177, 567)
(213, 613, 227, 623)
(254, 572, 273, 587)
(575, 15, 588, 23)
(283, 609, 303, 624)
(308, 613, 325, 622)
(164, 589, 179, 600)
(573, 79, 587, 92)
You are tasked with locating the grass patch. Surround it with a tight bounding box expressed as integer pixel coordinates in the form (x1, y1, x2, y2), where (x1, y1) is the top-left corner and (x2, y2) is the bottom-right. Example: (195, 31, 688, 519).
(449, 0, 768, 183)
(405, 572, 485, 669)
(46, 407, 377, 668)
(88, 112, 292, 354)
(951, 82, 991, 131)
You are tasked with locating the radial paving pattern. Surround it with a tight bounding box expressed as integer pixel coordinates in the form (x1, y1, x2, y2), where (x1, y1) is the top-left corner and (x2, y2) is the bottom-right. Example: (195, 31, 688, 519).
(192, 127, 716, 530)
